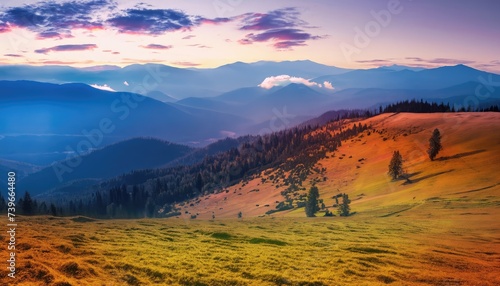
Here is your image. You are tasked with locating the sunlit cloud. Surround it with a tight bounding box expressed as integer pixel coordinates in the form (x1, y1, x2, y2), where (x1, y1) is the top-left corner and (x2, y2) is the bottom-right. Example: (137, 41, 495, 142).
(90, 83, 115, 92)
(323, 81, 334, 90)
(259, 75, 321, 89)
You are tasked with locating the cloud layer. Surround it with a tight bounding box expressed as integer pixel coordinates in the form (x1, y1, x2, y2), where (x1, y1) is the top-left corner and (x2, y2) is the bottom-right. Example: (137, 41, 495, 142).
(259, 75, 334, 90)
(0, 0, 111, 39)
(0, 3, 322, 51)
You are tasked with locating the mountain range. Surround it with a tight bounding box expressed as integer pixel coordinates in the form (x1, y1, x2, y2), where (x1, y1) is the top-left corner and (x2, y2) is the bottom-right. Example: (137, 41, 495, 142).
(2, 61, 500, 196)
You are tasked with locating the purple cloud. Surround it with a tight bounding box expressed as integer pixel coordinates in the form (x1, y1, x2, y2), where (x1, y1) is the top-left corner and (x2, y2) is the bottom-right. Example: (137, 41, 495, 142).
(141, 44, 173, 50)
(0, 0, 111, 38)
(237, 8, 322, 50)
(106, 8, 194, 34)
(35, 44, 97, 54)
(405, 57, 476, 65)
(4, 54, 22, 57)
(106, 7, 234, 35)
(239, 7, 306, 31)
(239, 28, 323, 50)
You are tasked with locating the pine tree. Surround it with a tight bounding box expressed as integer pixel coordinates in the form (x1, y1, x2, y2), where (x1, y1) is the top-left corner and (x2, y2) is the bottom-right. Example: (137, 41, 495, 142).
(305, 185, 320, 217)
(0, 194, 6, 213)
(388, 150, 404, 180)
(427, 128, 443, 161)
(50, 203, 57, 216)
(338, 194, 351, 216)
(21, 191, 34, 215)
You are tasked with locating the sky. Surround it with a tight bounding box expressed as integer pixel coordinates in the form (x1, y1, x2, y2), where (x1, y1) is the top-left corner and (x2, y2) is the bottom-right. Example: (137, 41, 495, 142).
(0, 0, 499, 72)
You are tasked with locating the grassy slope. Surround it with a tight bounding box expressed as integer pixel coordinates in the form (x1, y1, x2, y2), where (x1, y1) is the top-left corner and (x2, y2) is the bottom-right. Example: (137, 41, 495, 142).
(179, 112, 500, 220)
(2, 113, 499, 285)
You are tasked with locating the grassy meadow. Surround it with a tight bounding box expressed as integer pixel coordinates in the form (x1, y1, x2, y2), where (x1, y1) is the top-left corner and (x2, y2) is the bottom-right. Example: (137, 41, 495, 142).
(2, 211, 499, 286)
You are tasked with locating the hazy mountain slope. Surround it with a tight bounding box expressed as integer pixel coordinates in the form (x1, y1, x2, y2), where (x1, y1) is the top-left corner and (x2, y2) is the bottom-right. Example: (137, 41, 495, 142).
(19, 138, 193, 196)
(0, 81, 250, 163)
(314, 65, 500, 90)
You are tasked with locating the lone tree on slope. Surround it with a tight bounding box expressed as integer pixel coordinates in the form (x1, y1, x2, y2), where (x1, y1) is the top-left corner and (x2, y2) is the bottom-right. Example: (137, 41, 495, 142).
(338, 193, 351, 217)
(427, 128, 443, 161)
(305, 185, 320, 217)
(388, 150, 404, 180)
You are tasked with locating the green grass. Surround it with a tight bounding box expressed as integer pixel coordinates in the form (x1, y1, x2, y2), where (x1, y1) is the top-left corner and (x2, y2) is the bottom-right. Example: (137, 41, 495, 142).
(3, 212, 499, 286)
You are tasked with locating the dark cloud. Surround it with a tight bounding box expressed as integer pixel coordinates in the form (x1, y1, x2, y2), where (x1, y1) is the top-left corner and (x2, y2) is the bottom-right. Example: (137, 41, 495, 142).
(106, 8, 233, 35)
(141, 44, 173, 50)
(4, 54, 23, 57)
(273, 40, 307, 49)
(237, 8, 322, 50)
(182, 34, 195, 40)
(239, 28, 323, 50)
(35, 44, 97, 54)
(405, 57, 475, 65)
(405, 57, 424, 62)
(196, 17, 232, 25)
(356, 59, 394, 64)
(239, 7, 306, 31)
(36, 31, 74, 39)
(107, 8, 194, 34)
(0, 0, 112, 38)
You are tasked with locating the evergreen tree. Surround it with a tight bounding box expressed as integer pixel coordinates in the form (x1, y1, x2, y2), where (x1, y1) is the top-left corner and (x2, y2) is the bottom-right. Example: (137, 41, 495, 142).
(145, 198, 155, 218)
(21, 191, 34, 215)
(305, 185, 320, 217)
(427, 128, 443, 161)
(50, 203, 57, 216)
(195, 173, 204, 192)
(388, 150, 404, 180)
(0, 194, 6, 213)
(338, 194, 351, 216)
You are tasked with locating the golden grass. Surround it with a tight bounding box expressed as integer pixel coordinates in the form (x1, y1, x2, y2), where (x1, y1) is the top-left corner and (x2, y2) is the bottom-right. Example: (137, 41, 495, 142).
(2, 211, 499, 285)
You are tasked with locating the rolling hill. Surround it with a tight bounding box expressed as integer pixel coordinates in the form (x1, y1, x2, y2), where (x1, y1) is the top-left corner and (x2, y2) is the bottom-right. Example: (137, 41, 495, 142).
(18, 138, 194, 197)
(177, 112, 500, 219)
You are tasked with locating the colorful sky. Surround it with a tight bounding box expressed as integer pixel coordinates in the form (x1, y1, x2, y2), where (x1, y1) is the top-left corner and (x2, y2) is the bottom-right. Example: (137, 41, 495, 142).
(0, 0, 499, 72)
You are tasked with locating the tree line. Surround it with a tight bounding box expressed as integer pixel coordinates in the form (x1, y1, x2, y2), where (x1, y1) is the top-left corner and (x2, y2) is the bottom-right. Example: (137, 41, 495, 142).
(381, 99, 499, 113)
